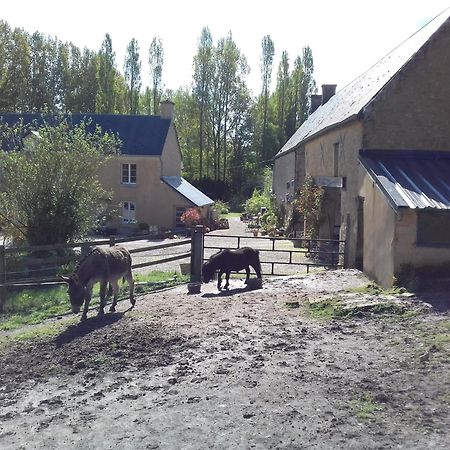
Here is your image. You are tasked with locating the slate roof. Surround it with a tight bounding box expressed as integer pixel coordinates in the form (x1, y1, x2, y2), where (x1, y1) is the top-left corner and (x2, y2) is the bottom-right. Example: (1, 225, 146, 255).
(161, 176, 214, 207)
(0, 113, 171, 156)
(275, 9, 450, 159)
(359, 149, 450, 210)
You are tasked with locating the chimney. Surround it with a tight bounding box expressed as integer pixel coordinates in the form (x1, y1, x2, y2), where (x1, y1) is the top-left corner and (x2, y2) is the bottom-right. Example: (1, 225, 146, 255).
(160, 99, 175, 120)
(310, 94, 323, 114)
(321, 84, 337, 105)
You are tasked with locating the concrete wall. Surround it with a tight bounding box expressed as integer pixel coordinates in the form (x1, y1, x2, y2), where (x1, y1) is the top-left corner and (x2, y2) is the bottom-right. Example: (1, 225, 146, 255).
(305, 121, 364, 267)
(273, 150, 296, 208)
(394, 209, 450, 275)
(161, 124, 182, 176)
(360, 173, 396, 287)
(363, 19, 450, 150)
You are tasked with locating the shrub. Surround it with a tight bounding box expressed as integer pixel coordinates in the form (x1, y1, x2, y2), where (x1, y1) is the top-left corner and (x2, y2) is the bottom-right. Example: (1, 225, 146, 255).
(213, 200, 230, 215)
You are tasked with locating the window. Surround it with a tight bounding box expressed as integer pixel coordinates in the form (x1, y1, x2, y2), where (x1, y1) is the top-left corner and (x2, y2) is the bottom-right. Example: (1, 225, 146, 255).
(123, 201, 136, 224)
(122, 163, 136, 184)
(417, 210, 450, 246)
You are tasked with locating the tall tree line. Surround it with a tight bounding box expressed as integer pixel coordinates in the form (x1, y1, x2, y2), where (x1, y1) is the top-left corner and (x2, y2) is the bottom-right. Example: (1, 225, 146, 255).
(0, 19, 316, 200)
(176, 29, 316, 201)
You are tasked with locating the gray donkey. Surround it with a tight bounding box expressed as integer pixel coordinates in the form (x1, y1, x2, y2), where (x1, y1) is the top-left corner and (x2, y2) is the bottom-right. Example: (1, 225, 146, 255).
(58, 246, 135, 321)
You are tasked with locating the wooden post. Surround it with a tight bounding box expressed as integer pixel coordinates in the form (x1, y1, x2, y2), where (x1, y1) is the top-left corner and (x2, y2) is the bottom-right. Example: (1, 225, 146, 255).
(190, 225, 204, 283)
(0, 245, 6, 312)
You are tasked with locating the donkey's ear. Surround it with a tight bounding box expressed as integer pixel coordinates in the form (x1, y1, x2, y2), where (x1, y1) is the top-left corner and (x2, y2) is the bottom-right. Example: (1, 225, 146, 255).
(57, 274, 71, 284)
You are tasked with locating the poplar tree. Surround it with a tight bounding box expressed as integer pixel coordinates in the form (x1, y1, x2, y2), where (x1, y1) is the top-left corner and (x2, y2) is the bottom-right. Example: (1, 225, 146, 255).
(193, 27, 213, 179)
(148, 36, 164, 114)
(124, 38, 141, 114)
(97, 34, 117, 113)
(260, 35, 274, 162)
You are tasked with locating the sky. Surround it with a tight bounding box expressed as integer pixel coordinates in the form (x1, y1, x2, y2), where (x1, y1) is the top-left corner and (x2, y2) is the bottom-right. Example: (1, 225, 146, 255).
(1, 1, 449, 97)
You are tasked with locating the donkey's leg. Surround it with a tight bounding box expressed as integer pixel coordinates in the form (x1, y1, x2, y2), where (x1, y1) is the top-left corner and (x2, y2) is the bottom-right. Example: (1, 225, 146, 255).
(109, 279, 120, 312)
(125, 271, 135, 307)
(98, 281, 107, 316)
(81, 286, 94, 321)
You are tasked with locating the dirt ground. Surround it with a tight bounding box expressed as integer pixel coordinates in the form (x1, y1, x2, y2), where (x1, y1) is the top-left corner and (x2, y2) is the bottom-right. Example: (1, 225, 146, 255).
(0, 269, 449, 450)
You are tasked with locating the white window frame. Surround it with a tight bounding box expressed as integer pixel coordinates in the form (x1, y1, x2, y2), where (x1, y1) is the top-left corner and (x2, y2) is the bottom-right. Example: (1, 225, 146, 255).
(122, 201, 136, 224)
(122, 163, 137, 184)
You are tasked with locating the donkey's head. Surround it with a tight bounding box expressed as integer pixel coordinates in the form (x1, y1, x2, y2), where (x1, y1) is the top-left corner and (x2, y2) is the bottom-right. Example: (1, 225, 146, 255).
(57, 274, 86, 313)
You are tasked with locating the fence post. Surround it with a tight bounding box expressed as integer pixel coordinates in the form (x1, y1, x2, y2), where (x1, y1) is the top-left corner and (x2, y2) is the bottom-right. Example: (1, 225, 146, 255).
(109, 236, 116, 247)
(190, 225, 204, 283)
(0, 245, 5, 312)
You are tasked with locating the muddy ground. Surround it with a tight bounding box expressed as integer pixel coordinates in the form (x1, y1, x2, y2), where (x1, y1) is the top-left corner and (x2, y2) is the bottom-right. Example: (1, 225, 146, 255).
(0, 269, 449, 449)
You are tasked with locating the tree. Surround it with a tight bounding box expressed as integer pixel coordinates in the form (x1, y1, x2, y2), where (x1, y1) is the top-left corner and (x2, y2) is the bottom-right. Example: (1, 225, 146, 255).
(0, 118, 121, 245)
(193, 27, 213, 179)
(97, 33, 117, 113)
(260, 35, 274, 162)
(297, 46, 316, 126)
(148, 36, 164, 114)
(275, 50, 290, 147)
(124, 38, 141, 114)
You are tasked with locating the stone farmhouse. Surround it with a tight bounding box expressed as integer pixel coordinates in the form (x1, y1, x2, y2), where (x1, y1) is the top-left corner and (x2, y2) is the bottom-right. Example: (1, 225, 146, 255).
(0, 101, 214, 234)
(273, 10, 450, 287)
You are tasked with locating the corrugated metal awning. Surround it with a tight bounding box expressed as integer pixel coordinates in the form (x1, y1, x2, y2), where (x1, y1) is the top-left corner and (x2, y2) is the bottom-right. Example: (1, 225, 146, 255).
(359, 150, 450, 210)
(161, 176, 214, 207)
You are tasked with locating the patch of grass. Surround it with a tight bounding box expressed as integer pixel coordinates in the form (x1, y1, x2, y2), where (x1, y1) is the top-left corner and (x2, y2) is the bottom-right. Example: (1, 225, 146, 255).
(346, 282, 407, 296)
(285, 301, 300, 309)
(413, 319, 450, 357)
(221, 212, 241, 219)
(304, 297, 344, 320)
(0, 271, 188, 331)
(0, 318, 76, 348)
(304, 295, 412, 321)
(351, 393, 382, 421)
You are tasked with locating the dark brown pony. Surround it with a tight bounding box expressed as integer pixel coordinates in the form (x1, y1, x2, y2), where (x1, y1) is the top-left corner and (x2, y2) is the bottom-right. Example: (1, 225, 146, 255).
(202, 247, 262, 290)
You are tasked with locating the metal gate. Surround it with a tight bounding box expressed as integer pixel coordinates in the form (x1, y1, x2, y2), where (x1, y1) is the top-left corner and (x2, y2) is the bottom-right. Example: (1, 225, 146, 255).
(203, 233, 345, 276)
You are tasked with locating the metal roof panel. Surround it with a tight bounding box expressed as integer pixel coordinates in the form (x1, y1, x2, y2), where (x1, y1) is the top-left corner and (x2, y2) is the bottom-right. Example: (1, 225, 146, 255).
(360, 150, 450, 210)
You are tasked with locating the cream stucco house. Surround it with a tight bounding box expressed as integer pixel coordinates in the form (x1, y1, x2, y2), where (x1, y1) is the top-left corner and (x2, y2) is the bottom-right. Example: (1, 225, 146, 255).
(273, 10, 450, 286)
(1, 101, 214, 233)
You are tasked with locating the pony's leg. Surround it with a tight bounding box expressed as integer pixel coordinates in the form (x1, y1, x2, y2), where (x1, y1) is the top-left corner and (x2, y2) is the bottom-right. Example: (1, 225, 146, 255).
(217, 270, 223, 290)
(81, 286, 93, 321)
(252, 262, 262, 278)
(98, 281, 107, 316)
(109, 279, 120, 312)
(224, 272, 230, 290)
(244, 266, 250, 284)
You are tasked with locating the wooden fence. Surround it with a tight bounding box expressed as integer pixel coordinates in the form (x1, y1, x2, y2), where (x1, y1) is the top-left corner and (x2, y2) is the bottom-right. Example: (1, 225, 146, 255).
(0, 228, 206, 312)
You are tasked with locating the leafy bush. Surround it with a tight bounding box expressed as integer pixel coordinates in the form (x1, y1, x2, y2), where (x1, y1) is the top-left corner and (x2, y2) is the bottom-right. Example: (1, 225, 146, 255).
(213, 200, 230, 215)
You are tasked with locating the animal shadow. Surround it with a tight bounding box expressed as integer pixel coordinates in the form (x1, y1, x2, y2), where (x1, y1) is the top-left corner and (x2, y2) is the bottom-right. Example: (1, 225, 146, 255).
(55, 312, 125, 347)
(202, 284, 260, 298)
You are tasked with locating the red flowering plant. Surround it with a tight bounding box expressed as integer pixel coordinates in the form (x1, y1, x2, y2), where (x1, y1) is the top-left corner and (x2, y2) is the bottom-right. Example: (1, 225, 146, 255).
(180, 208, 202, 228)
